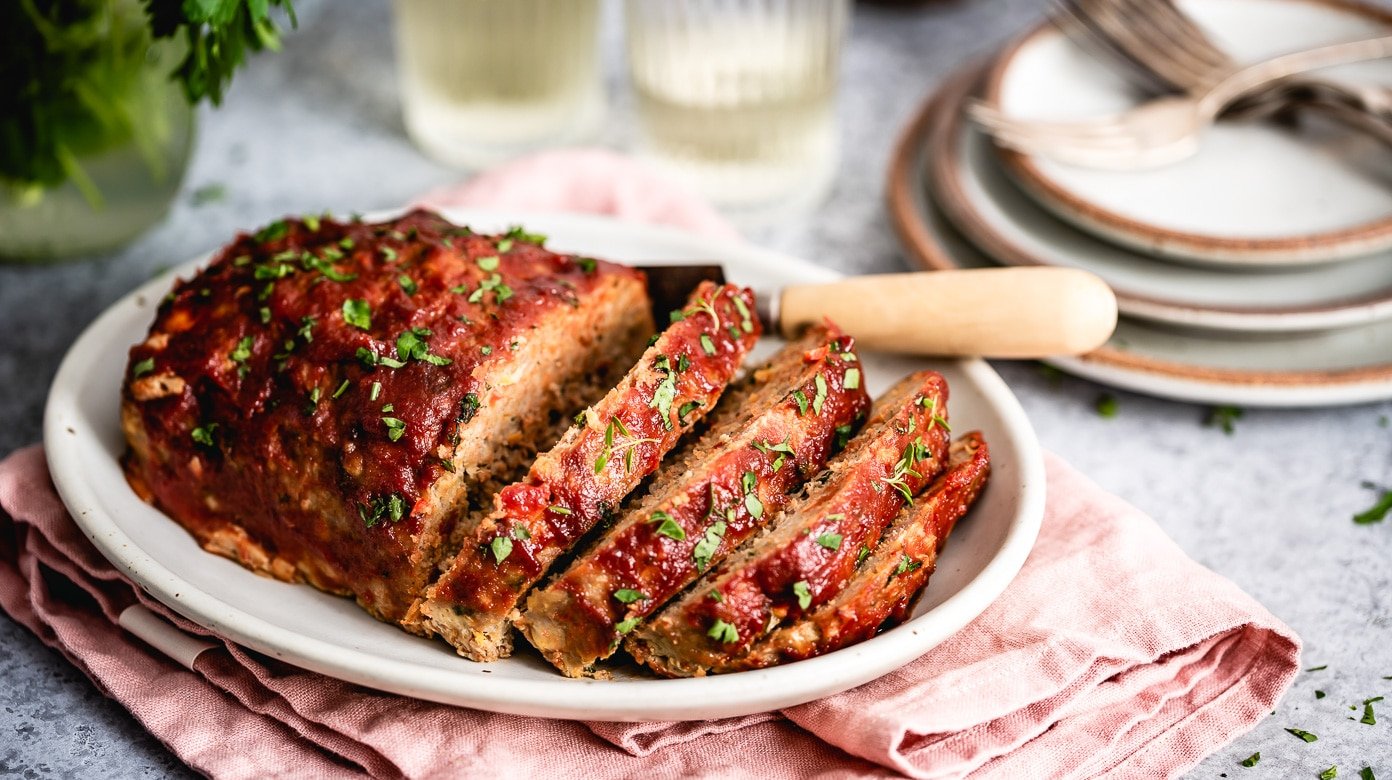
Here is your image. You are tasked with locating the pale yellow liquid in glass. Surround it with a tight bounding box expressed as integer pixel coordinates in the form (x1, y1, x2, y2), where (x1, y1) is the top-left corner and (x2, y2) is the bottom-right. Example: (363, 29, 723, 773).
(393, 0, 604, 168)
(626, 1, 847, 220)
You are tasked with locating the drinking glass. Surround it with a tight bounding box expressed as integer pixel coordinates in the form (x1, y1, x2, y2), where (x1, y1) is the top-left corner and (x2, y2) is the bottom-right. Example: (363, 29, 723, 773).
(624, 0, 850, 223)
(392, 0, 606, 168)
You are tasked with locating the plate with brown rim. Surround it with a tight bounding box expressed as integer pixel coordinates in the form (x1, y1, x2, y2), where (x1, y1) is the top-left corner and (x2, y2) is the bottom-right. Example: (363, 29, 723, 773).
(980, 0, 1392, 268)
(887, 82, 1392, 406)
(909, 63, 1392, 335)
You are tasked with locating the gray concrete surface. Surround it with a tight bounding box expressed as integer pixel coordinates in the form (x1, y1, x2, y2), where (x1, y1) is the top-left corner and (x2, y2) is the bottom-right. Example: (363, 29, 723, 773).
(1, 0, 1388, 777)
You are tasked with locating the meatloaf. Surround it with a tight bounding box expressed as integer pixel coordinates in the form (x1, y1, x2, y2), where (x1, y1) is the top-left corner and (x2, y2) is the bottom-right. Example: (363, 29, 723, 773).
(121, 209, 653, 628)
(518, 324, 871, 677)
(708, 432, 988, 673)
(627, 370, 953, 677)
(418, 281, 761, 661)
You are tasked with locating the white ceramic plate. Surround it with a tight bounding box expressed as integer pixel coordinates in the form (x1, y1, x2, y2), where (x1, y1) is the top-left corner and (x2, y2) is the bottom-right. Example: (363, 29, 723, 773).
(985, 0, 1392, 266)
(43, 208, 1045, 721)
(891, 150, 1392, 406)
(935, 75, 1392, 335)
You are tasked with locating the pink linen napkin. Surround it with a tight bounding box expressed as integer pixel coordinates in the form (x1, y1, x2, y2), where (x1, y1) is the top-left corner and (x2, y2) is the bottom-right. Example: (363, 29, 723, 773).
(0, 150, 1301, 779)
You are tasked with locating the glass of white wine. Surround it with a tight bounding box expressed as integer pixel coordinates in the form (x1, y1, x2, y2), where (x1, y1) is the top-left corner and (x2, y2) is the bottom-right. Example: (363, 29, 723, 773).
(624, 0, 850, 224)
(392, 0, 606, 169)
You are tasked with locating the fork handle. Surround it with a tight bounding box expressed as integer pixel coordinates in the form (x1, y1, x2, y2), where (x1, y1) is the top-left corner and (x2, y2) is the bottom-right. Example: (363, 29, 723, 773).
(776, 267, 1117, 358)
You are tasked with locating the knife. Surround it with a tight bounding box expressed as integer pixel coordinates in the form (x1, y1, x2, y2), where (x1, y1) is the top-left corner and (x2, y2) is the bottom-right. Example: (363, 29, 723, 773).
(637, 265, 1117, 359)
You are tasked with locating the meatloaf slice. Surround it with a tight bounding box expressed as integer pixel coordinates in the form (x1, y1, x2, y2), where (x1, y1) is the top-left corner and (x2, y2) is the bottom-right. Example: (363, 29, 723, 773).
(518, 324, 871, 677)
(711, 432, 989, 672)
(419, 281, 761, 661)
(121, 210, 652, 629)
(627, 370, 953, 677)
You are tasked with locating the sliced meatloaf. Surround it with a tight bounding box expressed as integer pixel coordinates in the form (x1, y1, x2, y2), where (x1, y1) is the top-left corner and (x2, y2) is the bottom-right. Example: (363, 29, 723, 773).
(627, 370, 953, 677)
(518, 324, 871, 677)
(121, 209, 653, 629)
(713, 432, 989, 672)
(418, 282, 761, 661)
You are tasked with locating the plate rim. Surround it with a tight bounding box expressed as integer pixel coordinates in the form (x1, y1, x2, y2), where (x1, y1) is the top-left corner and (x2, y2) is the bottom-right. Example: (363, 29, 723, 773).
(885, 74, 1392, 405)
(981, 0, 1392, 266)
(43, 207, 1047, 721)
(933, 65, 1392, 334)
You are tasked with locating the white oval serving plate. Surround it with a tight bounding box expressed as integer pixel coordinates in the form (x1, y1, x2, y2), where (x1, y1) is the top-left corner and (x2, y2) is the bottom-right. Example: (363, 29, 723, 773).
(43, 208, 1045, 722)
(986, 0, 1392, 267)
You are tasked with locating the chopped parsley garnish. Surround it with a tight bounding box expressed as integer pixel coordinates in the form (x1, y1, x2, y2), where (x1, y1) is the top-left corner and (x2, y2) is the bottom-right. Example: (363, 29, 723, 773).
(792, 580, 811, 610)
(356, 347, 405, 369)
(510, 525, 531, 541)
(254, 261, 295, 280)
(593, 416, 656, 474)
(1206, 405, 1243, 434)
(300, 251, 356, 282)
(752, 438, 796, 472)
(1239, 752, 1260, 767)
(190, 423, 218, 447)
(895, 554, 923, 576)
(649, 510, 686, 541)
(741, 470, 757, 493)
(613, 588, 645, 604)
(1360, 768, 1375, 780)
(481, 346, 492, 355)
(369, 382, 382, 401)
(472, 255, 499, 272)
(259, 306, 271, 324)
(131, 357, 155, 378)
(1306, 665, 1328, 671)
(1361, 701, 1378, 725)
(306, 386, 322, 410)
(1096, 393, 1119, 419)
(677, 400, 702, 423)
(744, 493, 764, 519)
(575, 257, 597, 273)
(495, 238, 513, 253)
(700, 334, 716, 356)
(395, 327, 453, 366)
(844, 368, 861, 390)
(856, 545, 871, 565)
(1354, 491, 1392, 525)
(792, 390, 809, 416)
(382, 416, 406, 441)
(813, 374, 828, 414)
(397, 274, 418, 295)
(339, 237, 355, 250)
(707, 619, 738, 644)
(615, 617, 639, 634)
(816, 533, 842, 550)
(835, 423, 854, 450)
(359, 493, 406, 528)
(459, 393, 481, 424)
(883, 438, 926, 503)
(489, 536, 513, 564)
(669, 309, 686, 323)
(381, 403, 394, 412)
(302, 214, 321, 232)
(1316, 690, 1326, 699)
(693, 520, 727, 569)
(380, 246, 398, 263)
(1320, 767, 1337, 780)
(342, 299, 372, 330)
(1285, 727, 1318, 742)
(548, 505, 572, 515)
(731, 295, 754, 333)
(229, 336, 254, 377)
(255, 220, 288, 243)
(650, 356, 678, 430)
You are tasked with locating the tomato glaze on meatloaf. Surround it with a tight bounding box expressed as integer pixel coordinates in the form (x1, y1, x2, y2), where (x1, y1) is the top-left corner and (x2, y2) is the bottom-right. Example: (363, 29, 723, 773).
(120, 209, 653, 628)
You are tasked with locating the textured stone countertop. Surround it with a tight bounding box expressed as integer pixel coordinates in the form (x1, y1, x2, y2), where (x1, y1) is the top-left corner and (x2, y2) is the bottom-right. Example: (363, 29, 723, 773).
(1, 1, 1388, 777)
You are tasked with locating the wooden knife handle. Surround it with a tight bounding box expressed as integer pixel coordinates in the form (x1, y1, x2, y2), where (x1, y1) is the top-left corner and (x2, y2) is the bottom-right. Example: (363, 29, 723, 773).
(777, 267, 1117, 358)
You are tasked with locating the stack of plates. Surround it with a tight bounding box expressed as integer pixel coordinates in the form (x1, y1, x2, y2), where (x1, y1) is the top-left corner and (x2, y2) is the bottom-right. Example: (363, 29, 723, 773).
(887, 0, 1392, 407)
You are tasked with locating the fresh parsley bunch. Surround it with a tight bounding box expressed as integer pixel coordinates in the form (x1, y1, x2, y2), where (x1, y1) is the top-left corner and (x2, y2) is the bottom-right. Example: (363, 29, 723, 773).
(1, 0, 296, 196)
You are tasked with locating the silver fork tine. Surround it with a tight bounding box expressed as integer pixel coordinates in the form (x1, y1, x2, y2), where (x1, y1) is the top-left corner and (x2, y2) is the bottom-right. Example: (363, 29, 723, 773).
(1080, 0, 1213, 88)
(1111, 0, 1227, 83)
(1048, 0, 1175, 94)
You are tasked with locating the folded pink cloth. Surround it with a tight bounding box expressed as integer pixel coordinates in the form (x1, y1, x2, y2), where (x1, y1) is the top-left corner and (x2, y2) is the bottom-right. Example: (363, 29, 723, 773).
(0, 150, 1301, 778)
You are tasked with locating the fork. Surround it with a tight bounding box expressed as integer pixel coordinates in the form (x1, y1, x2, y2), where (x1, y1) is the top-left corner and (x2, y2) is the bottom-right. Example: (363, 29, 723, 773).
(1056, 0, 1392, 133)
(967, 35, 1392, 169)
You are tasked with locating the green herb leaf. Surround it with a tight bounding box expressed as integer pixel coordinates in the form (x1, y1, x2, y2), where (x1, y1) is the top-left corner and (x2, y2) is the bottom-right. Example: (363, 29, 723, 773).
(382, 416, 406, 441)
(792, 580, 811, 610)
(576, 257, 597, 273)
(700, 334, 716, 356)
(1239, 752, 1260, 767)
(1206, 405, 1244, 434)
(342, 299, 371, 330)
(477, 255, 500, 272)
(844, 368, 861, 390)
(816, 533, 842, 551)
(856, 545, 871, 565)
(1306, 665, 1328, 671)
(649, 511, 686, 541)
(1285, 727, 1318, 742)
(490, 536, 513, 564)
(707, 619, 738, 644)
(1354, 491, 1392, 525)
(895, 554, 923, 576)
(744, 493, 764, 519)
(510, 525, 531, 541)
(397, 274, 417, 295)
(615, 617, 640, 634)
(1315, 690, 1326, 699)
(792, 389, 809, 416)
(1096, 393, 1119, 419)
(650, 366, 677, 430)
(677, 400, 701, 423)
(693, 521, 727, 569)
(1320, 767, 1338, 780)
(190, 423, 218, 447)
(131, 357, 155, 378)
(548, 505, 572, 515)
(1359, 767, 1375, 780)
(255, 220, 288, 243)
(613, 589, 645, 604)
(1361, 702, 1377, 725)
(813, 374, 828, 415)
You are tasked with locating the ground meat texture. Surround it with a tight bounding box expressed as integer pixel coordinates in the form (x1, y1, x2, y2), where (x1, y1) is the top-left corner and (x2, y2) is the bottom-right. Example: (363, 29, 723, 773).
(419, 281, 761, 661)
(716, 432, 988, 672)
(518, 324, 871, 677)
(627, 370, 953, 677)
(120, 210, 653, 629)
